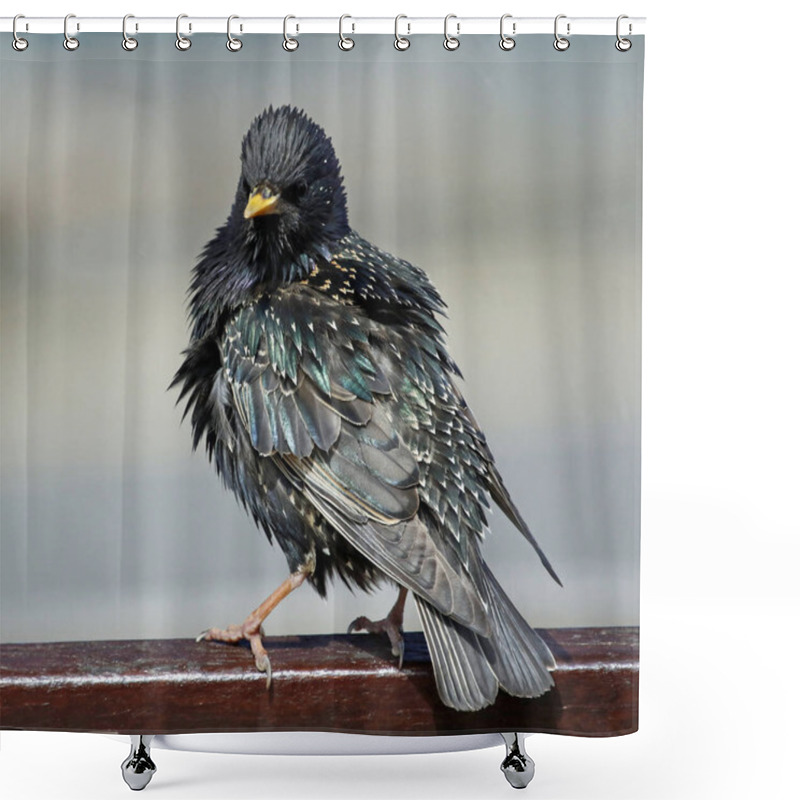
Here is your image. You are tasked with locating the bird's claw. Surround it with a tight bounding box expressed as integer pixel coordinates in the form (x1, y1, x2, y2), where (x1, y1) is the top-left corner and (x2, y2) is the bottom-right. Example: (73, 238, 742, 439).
(196, 624, 273, 685)
(347, 616, 368, 635)
(391, 635, 405, 671)
(254, 650, 272, 687)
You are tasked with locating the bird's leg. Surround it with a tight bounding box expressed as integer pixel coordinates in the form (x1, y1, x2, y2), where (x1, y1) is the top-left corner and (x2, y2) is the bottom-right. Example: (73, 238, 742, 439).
(347, 586, 408, 669)
(197, 558, 313, 686)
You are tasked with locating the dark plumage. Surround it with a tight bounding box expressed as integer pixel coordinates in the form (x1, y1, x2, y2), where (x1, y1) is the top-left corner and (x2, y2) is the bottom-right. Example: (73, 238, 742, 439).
(172, 105, 561, 711)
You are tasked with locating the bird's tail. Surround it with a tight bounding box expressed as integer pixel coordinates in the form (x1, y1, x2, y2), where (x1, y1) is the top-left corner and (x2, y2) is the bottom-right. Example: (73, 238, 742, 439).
(415, 567, 555, 712)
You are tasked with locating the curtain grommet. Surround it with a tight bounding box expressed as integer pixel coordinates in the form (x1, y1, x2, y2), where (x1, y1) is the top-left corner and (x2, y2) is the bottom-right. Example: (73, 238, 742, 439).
(12, 14, 29, 51)
(500, 14, 516, 51)
(615, 15, 632, 51)
(63, 13, 80, 51)
(175, 14, 191, 51)
(394, 15, 410, 51)
(122, 14, 138, 51)
(444, 14, 460, 51)
(554, 15, 570, 51)
(226, 15, 243, 52)
(283, 15, 299, 52)
(338, 15, 355, 51)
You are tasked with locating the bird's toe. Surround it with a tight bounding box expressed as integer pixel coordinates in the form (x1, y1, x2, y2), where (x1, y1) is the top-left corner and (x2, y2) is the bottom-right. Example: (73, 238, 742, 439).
(347, 616, 369, 635)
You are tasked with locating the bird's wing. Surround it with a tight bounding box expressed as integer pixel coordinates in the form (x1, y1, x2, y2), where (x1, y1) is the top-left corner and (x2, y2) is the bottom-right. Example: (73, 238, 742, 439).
(455, 395, 563, 587)
(222, 284, 491, 633)
(331, 234, 561, 586)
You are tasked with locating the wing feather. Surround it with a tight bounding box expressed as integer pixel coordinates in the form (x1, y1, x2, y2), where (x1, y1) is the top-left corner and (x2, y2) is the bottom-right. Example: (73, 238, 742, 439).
(220, 282, 511, 636)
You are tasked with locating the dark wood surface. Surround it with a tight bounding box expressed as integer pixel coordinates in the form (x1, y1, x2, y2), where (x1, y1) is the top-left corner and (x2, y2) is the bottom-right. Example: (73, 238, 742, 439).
(0, 627, 637, 737)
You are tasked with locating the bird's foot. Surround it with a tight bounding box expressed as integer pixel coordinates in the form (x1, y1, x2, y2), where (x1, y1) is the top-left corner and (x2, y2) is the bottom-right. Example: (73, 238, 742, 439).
(196, 621, 272, 686)
(347, 587, 408, 669)
(194, 567, 313, 689)
(347, 613, 406, 670)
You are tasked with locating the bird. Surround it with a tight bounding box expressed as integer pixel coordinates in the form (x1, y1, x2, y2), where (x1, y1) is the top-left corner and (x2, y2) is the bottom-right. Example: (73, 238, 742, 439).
(171, 105, 561, 712)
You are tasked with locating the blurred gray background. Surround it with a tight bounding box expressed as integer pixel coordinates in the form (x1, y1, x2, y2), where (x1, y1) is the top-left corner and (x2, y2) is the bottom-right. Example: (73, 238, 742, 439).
(1, 34, 642, 643)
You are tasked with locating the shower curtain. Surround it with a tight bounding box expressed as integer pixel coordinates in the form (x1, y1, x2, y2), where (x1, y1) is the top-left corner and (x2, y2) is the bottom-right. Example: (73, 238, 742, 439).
(1, 27, 643, 741)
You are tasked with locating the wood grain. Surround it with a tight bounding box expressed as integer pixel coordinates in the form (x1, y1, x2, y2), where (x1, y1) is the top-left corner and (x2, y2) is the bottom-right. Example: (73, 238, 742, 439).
(0, 627, 637, 737)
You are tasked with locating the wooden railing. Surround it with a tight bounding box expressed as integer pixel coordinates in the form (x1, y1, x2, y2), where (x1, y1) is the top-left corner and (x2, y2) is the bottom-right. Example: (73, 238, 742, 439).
(0, 627, 638, 737)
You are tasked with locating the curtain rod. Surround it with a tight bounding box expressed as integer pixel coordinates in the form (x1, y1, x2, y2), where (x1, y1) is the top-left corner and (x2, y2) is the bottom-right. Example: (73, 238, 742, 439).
(1, 16, 646, 37)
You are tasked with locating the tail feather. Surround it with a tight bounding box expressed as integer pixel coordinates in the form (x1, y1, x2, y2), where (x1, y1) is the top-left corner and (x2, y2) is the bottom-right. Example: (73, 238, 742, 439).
(415, 567, 554, 711)
(415, 596, 498, 711)
(478, 567, 554, 697)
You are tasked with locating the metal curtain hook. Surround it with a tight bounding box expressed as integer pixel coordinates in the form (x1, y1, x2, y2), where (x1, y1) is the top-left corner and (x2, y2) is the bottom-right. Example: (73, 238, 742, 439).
(394, 15, 410, 51)
(227, 15, 243, 51)
(616, 15, 632, 51)
(554, 14, 570, 51)
(12, 14, 29, 51)
(338, 14, 355, 50)
(122, 14, 138, 51)
(444, 14, 460, 51)
(176, 14, 191, 50)
(63, 13, 79, 51)
(283, 15, 299, 51)
(499, 14, 515, 51)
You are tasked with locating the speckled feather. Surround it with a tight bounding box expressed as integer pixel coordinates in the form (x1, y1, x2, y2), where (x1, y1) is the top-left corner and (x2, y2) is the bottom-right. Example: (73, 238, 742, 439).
(172, 106, 560, 711)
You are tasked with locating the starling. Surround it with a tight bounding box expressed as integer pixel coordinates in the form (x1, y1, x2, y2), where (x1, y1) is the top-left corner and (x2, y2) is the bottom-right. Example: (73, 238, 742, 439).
(172, 105, 561, 712)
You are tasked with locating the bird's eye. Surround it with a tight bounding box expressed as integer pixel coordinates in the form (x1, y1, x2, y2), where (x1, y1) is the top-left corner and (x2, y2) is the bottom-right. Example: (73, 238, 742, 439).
(282, 180, 309, 206)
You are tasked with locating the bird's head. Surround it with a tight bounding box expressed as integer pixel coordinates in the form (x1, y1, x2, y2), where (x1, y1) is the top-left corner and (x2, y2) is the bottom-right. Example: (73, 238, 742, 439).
(233, 105, 349, 279)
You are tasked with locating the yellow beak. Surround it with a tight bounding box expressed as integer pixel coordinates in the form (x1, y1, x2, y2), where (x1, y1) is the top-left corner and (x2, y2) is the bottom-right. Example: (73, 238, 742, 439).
(244, 188, 280, 219)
